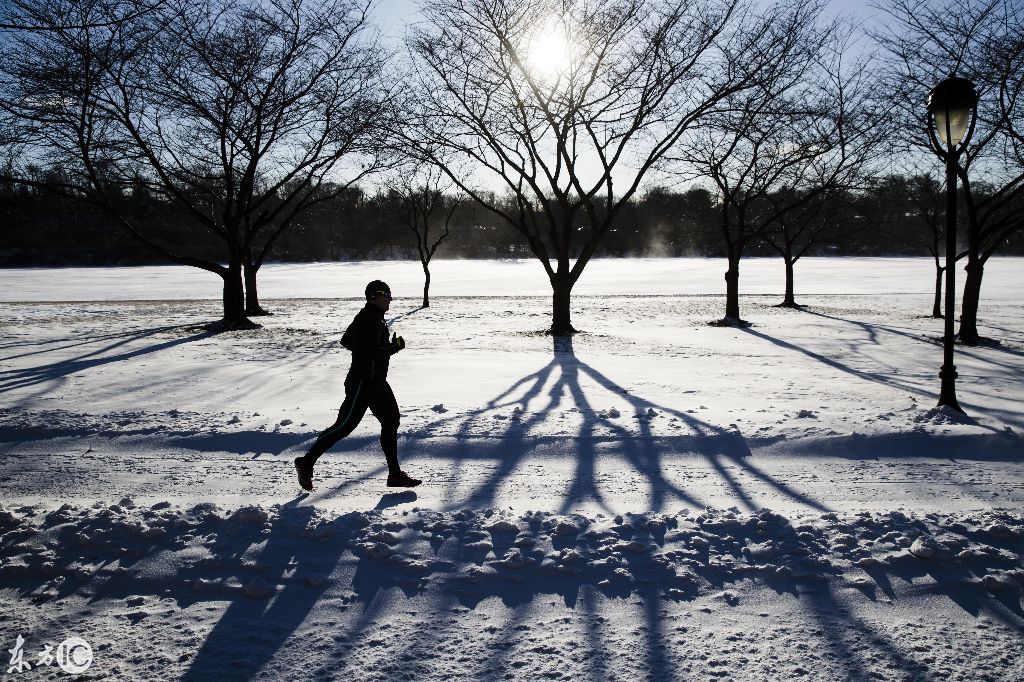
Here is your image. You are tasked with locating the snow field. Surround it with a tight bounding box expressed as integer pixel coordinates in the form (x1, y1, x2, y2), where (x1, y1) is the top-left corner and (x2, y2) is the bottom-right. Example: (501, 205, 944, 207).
(1, 258, 1023, 680)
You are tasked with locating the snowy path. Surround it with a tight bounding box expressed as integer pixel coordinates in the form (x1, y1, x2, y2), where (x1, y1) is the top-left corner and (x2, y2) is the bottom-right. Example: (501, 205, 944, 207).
(1, 259, 1023, 681)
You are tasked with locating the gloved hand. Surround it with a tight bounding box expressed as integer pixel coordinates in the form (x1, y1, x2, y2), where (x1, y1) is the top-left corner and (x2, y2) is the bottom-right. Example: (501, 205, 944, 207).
(390, 332, 406, 352)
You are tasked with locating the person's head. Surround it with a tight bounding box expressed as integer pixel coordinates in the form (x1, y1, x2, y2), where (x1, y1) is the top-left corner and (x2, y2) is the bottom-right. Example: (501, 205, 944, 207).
(365, 280, 392, 311)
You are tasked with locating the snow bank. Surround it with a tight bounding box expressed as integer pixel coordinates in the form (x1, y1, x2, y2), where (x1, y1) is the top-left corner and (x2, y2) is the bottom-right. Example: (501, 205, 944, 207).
(4, 501, 1022, 606)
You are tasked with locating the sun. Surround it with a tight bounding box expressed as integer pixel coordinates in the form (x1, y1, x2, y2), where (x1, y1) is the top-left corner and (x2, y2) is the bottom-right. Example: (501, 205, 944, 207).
(525, 22, 574, 81)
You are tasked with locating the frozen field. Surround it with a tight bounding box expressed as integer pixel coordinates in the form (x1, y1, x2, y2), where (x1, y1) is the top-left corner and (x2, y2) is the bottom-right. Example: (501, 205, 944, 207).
(1, 257, 1022, 681)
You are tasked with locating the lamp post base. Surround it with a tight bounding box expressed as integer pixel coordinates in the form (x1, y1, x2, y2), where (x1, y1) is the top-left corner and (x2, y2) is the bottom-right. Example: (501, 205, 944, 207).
(937, 364, 963, 413)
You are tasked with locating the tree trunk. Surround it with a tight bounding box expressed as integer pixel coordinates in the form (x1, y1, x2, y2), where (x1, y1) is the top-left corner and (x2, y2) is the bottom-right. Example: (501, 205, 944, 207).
(243, 244, 270, 316)
(957, 257, 984, 344)
(932, 262, 944, 319)
(781, 256, 797, 308)
(222, 258, 249, 329)
(956, 181, 982, 345)
(421, 261, 431, 308)
(722, 256, 743, 324)
(550, 274, 576, 335)
(718, 204, 746, 325)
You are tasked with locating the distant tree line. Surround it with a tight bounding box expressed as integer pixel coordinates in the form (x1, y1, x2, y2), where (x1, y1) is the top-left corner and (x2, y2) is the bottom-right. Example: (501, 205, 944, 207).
(4, 172, 1019, 266)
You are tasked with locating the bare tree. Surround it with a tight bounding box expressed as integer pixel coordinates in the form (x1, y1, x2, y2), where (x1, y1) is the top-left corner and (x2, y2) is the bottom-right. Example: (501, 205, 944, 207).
(670, 17, 882, 325)
(388, 166, 460, 308)
(760, 186, 856, 308)
(885, 174, 950, 318)
(0, 0, 392, 327)
(874, 0, 1024, 344)
(401, 0, 830, 334)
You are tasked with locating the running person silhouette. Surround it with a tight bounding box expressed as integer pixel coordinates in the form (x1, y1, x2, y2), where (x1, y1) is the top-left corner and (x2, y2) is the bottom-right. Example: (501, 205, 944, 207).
(294, 280, 421, 490)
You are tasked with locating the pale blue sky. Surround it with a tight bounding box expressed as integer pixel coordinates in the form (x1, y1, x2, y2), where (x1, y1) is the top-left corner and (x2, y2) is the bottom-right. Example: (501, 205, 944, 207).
(370, 0, 883, 36)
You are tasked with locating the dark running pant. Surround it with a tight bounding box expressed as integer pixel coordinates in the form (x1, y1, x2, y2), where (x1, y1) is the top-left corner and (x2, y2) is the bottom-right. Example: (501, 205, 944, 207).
(302, 378, 400, 474)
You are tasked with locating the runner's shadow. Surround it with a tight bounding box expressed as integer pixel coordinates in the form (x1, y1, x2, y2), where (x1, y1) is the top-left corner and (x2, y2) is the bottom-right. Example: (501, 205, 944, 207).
(374, 490, 417, 510)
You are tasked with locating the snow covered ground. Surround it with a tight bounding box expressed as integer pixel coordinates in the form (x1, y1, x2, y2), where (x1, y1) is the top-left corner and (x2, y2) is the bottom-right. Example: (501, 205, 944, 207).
(1, 257, 1022, 681)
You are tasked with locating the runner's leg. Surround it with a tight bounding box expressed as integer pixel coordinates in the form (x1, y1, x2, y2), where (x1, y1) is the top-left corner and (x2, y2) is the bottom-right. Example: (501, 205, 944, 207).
(368, 380, 401, 475)
(303, 379, 370, 465)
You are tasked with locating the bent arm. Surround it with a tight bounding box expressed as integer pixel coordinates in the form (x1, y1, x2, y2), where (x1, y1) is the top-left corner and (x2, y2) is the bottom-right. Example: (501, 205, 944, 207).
(354, 317, 403, 361)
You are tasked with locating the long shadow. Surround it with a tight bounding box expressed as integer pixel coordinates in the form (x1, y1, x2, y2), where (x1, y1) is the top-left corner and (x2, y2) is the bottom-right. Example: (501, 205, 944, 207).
(386, 306, 424, 327)
(183, 499, 354, 680)
(878, 542, 1024, 633)
(321, 515, 541, 680)
(805, 307, 1024, 367)
(784, 430, 1023, 462)
(0, 421, 317, 453)
(11, 496, 1020, 678)
(576, 338, 832, 512)
(557, 343, 831, 513)
(403, 337, 696, 514)
(334, 511, 622, 680)
(802, 307, 921, 346)
(405, 333, 831, 515)
(440, 352, 562, 511)
(0, 324, 194, 359)
(741, 324, 1016, 434)
(550, 336, 705, 515)
(741, 323, 963, 413)
(320, 507, 544, 679)
(0, 324, 214, 395)
(573, 331, 827, 512)
(310, 500, 841, 678)
(802, 584, 936, 680)
(6, 496, 355, 680)
(801, 544, 1024, 680)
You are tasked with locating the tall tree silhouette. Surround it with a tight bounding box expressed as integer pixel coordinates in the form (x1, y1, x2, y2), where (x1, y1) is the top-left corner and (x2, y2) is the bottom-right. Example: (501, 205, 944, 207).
(671, 16, 882, 325)
(874, 0, 1024, 344)
(401, 0, 829, 333)
(1, 0, 393, 326)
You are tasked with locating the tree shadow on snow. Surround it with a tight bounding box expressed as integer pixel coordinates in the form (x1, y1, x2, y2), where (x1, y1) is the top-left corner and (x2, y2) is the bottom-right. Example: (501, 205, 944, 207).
(12, 489, 1020, 679)
(739, 323, 1017, 433)
(0, 323, 195, 359)
(3, 497, 353, 680)
(805, 307, 1024, 367)
(0, 323, 214, 398)
(407, 333, 831, 515)
(739, 324, 931, 399)
(179, 498, 354, 680)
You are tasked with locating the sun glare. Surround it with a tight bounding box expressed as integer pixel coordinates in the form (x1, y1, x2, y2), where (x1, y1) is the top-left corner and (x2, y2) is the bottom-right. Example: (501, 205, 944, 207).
(525, 23, 574, 81)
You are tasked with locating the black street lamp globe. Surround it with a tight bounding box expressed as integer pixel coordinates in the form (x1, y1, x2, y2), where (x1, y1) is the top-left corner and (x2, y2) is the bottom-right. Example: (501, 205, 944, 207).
(926, 75, 978, 414)
(927, 76, 978, 150)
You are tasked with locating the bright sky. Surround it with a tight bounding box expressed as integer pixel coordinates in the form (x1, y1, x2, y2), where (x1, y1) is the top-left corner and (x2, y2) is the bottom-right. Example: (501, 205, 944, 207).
(367, 0, 886, 195)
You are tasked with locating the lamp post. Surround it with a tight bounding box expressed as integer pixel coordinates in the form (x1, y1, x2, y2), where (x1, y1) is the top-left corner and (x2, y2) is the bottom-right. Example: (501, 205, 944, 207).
(926, 75, 978, 414)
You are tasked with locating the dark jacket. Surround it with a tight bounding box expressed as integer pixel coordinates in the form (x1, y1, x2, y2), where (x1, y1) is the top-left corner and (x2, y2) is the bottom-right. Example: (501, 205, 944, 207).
(340, 303, 402, 381)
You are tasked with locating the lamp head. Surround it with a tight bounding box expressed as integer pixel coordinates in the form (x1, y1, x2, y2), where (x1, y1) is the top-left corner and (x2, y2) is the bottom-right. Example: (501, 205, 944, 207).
(927, 76, 978, 148)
